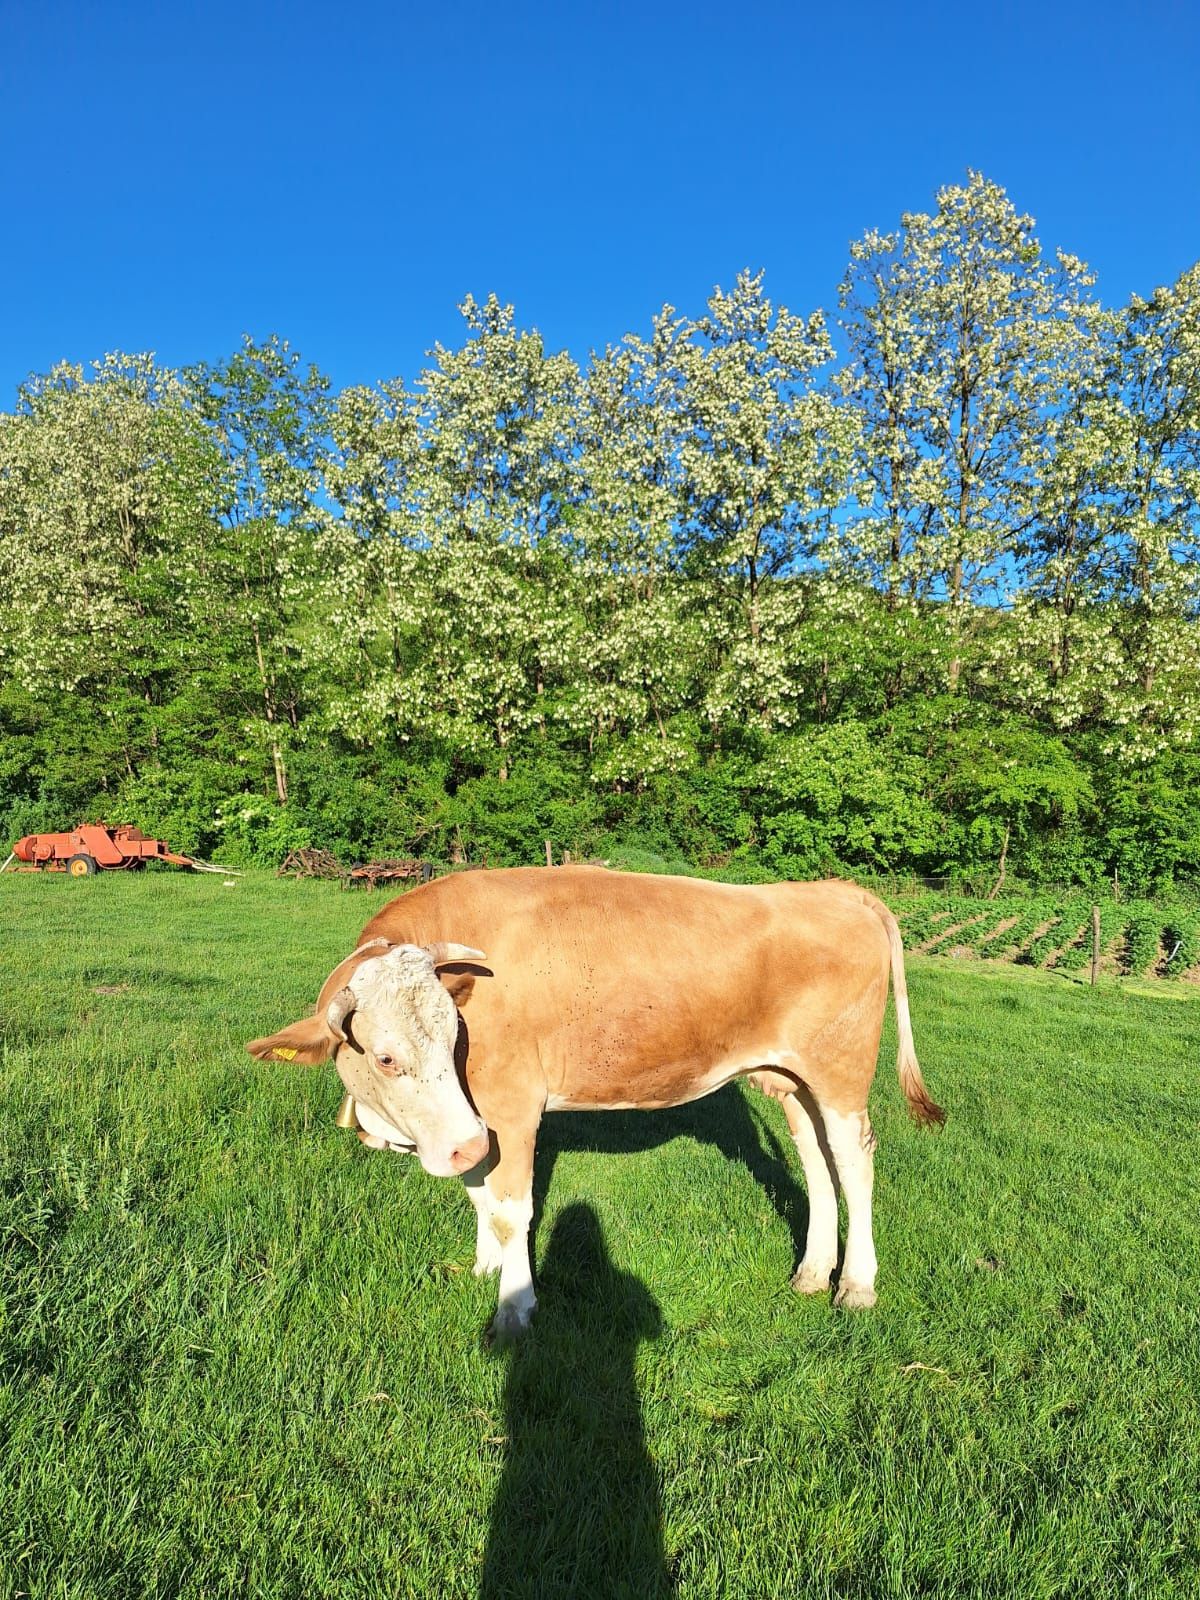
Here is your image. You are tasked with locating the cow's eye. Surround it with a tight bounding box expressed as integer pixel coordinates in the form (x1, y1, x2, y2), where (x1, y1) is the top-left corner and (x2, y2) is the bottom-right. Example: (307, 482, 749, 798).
(376, 1054, 396, 1071)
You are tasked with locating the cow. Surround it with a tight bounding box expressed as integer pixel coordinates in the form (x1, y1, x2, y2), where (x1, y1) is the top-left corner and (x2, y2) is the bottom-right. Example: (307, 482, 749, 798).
(247, 867, 944, 1340)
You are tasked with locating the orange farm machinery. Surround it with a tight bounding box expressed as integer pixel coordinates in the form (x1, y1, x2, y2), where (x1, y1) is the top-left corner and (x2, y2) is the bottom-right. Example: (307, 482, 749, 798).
(5, 823, 235, 877)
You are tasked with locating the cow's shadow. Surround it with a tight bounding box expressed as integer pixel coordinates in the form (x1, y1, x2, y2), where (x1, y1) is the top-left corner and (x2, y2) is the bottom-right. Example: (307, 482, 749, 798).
(481, 1202, 673, 1599)
(531, 1081, 810, 1268)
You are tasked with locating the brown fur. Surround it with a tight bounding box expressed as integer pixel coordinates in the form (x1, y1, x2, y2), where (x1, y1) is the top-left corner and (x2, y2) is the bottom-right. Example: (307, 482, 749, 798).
(351, 868, 942, 1200)
(251, 871, 943, 1214)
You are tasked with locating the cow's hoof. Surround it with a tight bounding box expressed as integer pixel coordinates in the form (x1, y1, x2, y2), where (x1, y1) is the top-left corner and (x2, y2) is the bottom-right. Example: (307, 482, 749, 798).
(833, 1280, 877, 1310)
(486, 1302, 535, 1346)
(791, 1263, 834, 1295)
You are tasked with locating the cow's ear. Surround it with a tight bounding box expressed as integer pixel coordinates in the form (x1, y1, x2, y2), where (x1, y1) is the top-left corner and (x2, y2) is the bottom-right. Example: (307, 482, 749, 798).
(246, 1014, 337, 1066)
(439, 968, 477, 1008)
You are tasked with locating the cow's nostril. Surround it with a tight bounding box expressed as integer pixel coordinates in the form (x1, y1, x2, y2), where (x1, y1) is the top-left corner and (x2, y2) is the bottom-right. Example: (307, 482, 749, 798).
(449, 1131, 490, 1172)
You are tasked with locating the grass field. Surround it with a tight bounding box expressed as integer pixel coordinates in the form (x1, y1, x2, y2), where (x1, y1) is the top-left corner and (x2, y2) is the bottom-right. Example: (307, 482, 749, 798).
(2, 869, 1198, 1599)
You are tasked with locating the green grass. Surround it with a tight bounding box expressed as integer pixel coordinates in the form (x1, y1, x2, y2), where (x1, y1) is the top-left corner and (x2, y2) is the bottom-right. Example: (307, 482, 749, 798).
(2, 870, 1198, 1599)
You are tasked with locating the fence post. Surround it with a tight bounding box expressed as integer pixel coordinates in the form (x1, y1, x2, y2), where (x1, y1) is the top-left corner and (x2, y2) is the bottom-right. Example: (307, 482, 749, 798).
(1090, 905, 1101, 987)
(544, 839, 553, 868)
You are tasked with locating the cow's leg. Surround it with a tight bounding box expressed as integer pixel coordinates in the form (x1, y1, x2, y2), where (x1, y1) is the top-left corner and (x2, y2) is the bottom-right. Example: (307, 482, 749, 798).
(782, 1086, 840, 1294)
(820, 1103, 878, 1309)
(462, 1167, 502, 1276)
(483, 1114, 541, 1342)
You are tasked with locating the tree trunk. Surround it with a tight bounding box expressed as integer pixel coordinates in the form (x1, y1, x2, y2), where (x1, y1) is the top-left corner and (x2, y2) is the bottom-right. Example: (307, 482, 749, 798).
(987, 820, 1010, 900)
(250, 616, 288, 805)
(948, 374, 971, 694)
(270, 745, 288, 807)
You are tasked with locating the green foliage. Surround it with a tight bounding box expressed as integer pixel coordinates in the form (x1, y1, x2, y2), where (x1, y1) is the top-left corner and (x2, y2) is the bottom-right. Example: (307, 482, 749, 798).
(1053, 901, 1129, 974)
(1, 175, 1199, 888)
(758, 723, 942, 878)
(921, 903, 999, 953)
(1023, 899, 1090, 967)
(446, 760, 606, 867)
(975, 903, 1047, 960)
(1121, 903, 1164, 977)
(1093, 749, 1200, 893)
(1162, 911, 1200, 974)
(213, 794, 314, 867)
(1013, 909, 1063, 966)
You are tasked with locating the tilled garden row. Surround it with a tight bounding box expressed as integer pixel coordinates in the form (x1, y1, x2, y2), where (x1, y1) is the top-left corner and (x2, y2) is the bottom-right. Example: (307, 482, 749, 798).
(895, 894, 1200, 981)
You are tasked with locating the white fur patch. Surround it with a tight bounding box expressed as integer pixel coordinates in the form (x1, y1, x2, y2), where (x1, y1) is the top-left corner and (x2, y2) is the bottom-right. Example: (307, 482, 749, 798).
(352, 946, 456, 1043)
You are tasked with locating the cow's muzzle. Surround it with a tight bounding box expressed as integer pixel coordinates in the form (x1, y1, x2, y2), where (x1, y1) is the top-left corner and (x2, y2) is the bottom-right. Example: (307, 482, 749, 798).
(445, 1129, 491, 1175)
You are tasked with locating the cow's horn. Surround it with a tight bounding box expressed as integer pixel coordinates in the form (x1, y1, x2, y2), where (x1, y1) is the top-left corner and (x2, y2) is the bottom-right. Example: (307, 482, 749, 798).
(325, 985, 357, 1040)
(424, 942, 487, 965)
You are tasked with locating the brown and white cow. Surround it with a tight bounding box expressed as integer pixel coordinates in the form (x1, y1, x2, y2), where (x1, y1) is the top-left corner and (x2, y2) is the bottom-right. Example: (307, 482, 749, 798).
(247, 867, 944, 1339)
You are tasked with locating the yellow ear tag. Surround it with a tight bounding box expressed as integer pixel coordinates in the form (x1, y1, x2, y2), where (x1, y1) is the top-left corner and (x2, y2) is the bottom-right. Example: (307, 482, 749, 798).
(271, 1046, 299, 1061)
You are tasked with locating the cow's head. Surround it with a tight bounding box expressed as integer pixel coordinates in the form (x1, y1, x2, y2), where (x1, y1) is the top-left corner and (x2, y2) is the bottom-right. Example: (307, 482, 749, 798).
(246, 938, 491, 1178)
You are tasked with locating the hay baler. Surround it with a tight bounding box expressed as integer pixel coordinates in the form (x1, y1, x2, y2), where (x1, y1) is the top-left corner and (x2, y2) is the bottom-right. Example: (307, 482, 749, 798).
(7, 823, 230, 876)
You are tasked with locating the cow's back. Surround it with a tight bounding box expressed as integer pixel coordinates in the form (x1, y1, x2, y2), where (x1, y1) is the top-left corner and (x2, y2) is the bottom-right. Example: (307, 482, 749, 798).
(360, 868, 891, 1113)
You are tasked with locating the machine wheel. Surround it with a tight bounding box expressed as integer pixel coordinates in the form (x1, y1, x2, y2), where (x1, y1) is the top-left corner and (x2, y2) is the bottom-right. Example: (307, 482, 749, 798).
(66, 854, 98, 877)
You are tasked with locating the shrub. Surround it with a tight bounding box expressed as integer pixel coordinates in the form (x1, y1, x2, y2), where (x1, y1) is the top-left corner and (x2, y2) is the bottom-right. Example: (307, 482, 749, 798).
(213, 795, 314, 867)
(1162, 912, 1200, 974)
(1120, 905, 1163, 977)
(757, 723, 943, 880)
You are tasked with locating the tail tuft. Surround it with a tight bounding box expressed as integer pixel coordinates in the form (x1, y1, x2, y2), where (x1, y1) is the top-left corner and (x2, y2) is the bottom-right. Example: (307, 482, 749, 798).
(899, 1049, 947, 1127)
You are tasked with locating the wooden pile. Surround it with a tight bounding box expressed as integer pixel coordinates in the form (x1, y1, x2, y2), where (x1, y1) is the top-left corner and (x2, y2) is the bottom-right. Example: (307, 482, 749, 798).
(277, 848, 343, 880)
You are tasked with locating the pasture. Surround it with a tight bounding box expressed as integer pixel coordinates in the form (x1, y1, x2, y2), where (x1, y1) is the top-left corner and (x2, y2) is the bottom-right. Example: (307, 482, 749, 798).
(1, 870, 1197, 1599)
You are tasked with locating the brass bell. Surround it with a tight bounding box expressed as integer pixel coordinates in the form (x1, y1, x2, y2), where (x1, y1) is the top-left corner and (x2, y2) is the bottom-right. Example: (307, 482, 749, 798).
(334, 1092, 360, 1131)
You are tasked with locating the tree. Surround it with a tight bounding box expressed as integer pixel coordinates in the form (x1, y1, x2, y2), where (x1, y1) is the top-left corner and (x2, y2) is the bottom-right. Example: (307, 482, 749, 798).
(308, 301, 584, 779)
(406, 297, 582, 778)
(182, 335, 331, 803)
(0, 353, 216, 788)
(567, 324, 702, 781)
(305, 379, 425, 744)
(672, 272, 853, 731)
(838, 173, 1099, 692)
(1104, 266, 1200, 755)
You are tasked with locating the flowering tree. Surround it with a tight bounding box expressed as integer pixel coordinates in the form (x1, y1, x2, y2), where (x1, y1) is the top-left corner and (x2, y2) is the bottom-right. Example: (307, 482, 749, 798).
(309, 299, 584, 778)
(839, 173, 1099, 692)
(1104, 266, 1200, 752)
(672, 272, 854, 732)
(0, 354, 219, 809)
(182, 335, 331, 802)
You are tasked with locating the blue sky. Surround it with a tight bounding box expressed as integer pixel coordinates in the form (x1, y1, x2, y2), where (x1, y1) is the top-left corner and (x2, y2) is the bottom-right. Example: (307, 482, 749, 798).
(1, 0, 1197, 401)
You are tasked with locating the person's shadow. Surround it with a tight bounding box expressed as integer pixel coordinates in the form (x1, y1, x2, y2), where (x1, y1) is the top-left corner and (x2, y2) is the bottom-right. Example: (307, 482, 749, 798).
(481, 1203, 674, 1600)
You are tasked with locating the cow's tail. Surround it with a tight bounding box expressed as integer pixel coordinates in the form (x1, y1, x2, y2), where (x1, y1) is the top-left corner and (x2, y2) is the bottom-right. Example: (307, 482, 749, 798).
(870, 895, 946, 1129)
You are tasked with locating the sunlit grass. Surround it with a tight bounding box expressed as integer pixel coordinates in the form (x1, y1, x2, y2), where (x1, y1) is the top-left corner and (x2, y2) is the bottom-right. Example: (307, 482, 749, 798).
(2, 870, 1197, 1598)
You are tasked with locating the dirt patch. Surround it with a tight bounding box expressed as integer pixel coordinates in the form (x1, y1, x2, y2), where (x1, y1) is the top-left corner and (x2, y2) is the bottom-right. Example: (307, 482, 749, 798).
(945, 944, 978, 960)
(1179, 963, 1200, 986)
(1099, 938, 1124, 977)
